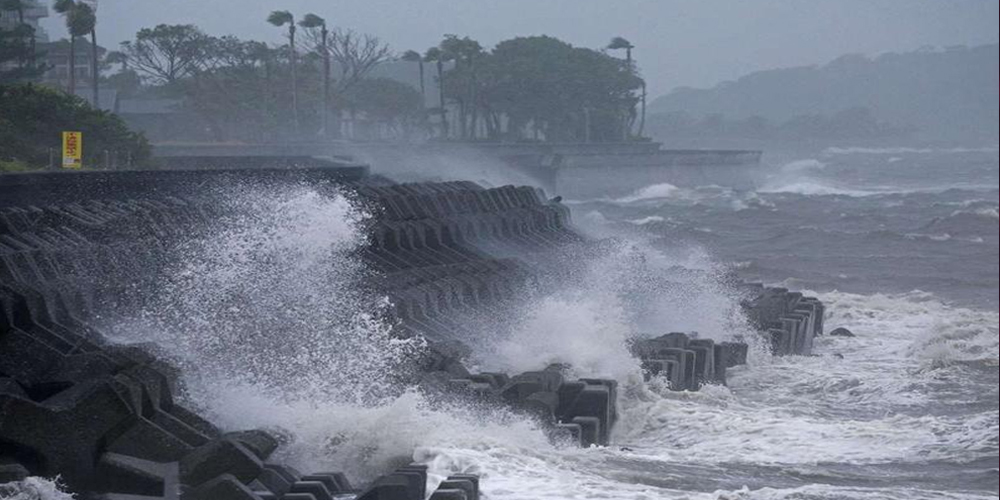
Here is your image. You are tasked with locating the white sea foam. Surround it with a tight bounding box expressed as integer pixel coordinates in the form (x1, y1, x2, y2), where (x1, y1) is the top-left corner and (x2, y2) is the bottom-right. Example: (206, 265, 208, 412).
(114, 185, 424, 404)
(780, 158, 827, 172)
(101, 184, 439, 483)
(971, 207, 999, 219)
(714, 484, 999, 500)
(613, 289, 998, 473)
(479, 240, 749, 381)
(615, 182, 683, 203)
(823, 146, 1000, 155)
(426, 289, 998, 498)
(627, 215, 666, 225)
(93, 180, 996, 499)
(757, 180, 874, 197)
(0, 477, 75, 500)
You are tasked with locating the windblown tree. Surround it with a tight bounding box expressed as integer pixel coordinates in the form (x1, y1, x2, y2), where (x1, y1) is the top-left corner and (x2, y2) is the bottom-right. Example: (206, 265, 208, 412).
(182, 36, 271, 141)
(267, 10, 299, 133)
(84, 0, 99, 107)
(325, 29, 391, 95)
(400, 49, 425, 106)
(438, 35, 483, 139)
(102, 50, 140, 96)
(341, 77, 423, 139)
(117, 24, 213, 84)
(423, 46, 447, 137)
(53, 0, 95, 94)
(298, 13, 329, 136)
(607, 36, 633, 64)
(445, 35, 642, 142)
(607, 36, 642, 138)
(301, 26, 390, 136)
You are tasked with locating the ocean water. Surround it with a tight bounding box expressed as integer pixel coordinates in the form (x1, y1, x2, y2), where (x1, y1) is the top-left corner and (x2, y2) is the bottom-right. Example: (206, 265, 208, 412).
(9, 148, 997, 499)
(552, 147, 999, 499)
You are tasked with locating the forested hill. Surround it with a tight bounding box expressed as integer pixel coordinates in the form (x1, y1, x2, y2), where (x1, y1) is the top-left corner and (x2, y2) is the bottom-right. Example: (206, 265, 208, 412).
(649, 44, 999, 141)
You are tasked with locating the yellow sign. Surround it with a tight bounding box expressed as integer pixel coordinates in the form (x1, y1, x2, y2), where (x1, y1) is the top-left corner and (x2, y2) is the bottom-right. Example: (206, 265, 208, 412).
(62, 131, 82, 169)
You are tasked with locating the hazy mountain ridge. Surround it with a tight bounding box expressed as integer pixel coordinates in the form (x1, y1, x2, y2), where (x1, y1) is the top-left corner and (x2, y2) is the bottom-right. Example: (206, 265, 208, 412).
(649, 44, 999, 142)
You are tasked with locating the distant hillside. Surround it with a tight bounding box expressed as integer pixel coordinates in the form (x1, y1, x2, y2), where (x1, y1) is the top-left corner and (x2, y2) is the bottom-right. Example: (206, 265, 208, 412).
(649, 44, 999, 141)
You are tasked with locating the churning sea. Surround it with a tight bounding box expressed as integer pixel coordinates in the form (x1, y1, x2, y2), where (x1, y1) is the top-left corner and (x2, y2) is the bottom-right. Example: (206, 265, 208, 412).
(5, 146, 996, 500)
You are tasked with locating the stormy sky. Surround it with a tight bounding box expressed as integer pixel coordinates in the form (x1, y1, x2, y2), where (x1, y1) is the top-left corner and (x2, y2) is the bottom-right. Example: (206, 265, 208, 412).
(41, 0, 999, 97)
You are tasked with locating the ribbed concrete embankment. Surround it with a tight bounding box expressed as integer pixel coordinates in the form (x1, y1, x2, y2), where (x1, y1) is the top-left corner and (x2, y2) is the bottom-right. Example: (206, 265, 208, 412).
(0, 166, 823, 498)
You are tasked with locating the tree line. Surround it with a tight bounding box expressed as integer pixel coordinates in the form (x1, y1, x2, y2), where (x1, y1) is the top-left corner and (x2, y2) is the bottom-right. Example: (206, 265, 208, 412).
(2, 0, 148, 171)
(402, 34, 645, 142)
(104, 18, 646, 143)
(3, 1, 648, 144)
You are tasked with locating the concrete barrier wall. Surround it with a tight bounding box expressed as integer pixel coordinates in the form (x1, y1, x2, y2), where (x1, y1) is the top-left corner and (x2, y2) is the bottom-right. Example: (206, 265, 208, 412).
(0, 166, 820, 498)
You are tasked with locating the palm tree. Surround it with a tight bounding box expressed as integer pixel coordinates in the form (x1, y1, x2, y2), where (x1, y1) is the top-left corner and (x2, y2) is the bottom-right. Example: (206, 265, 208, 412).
(401, 50, 425, 106)
(267, 10, 299, 134)
(299, 13, 328, 137)
(607, 36, 634, 64)
(53, 0, 93, 96)
(84, 2, 99, 108)
(424, 46, 447, 138)
(608, 36, 639, 140)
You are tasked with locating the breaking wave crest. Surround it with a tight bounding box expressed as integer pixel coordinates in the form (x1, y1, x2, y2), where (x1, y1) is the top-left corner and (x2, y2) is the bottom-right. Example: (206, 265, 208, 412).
(101, 183, 448, 482)
(89, 179, 996, 498)
(823, 146, 1000, 155)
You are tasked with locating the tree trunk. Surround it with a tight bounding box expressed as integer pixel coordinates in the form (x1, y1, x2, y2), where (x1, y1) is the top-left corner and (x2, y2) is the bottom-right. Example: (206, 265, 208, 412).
(290, 26, 299, 135)
(68, 36, 76, 94)
(418, 60, 428, 139)
(458, 98, 466, 140)
(90, 28, 99, 108)
(638, 81, 646, 138)
(418, 60, 425, 104)
(15, 6, 25, 69)
(29, 21, 36, 71)
(437, 60, 447, 138)
(322, 27, 330, 138)
(469, 58, 478, 140)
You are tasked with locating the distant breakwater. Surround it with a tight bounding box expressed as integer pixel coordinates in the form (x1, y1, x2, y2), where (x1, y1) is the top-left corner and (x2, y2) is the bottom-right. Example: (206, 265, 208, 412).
(0, 166, 822, 499)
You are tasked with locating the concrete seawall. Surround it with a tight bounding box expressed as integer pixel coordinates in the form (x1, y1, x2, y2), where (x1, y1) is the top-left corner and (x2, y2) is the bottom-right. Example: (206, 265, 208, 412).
(0, 165, 820, 499)
(151, 142, 764, 198)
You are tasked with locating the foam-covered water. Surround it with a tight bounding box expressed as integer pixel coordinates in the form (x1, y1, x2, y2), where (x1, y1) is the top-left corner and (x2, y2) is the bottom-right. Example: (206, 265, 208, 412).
(38, 149, 992, 499)
(548, 148, 999, 498)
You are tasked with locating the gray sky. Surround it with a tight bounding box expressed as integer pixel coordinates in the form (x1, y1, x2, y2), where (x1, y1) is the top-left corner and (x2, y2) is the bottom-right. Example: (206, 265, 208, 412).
(42, 0, 999, 98)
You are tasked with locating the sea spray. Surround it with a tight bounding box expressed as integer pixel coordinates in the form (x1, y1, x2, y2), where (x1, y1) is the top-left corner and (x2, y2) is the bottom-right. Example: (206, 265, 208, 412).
(470, 238, 757, 381)
(108, 183, 422, 404)
(0, 477, 75, 500)
(100, 182, 442, 480)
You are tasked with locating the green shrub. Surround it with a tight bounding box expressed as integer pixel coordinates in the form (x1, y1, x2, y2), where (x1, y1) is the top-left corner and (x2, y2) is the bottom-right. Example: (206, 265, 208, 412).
(0, 158, 34, 172)
(0, 83, 151, 169)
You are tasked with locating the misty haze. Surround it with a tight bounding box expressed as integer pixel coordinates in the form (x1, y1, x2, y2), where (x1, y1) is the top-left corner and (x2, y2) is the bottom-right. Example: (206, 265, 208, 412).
(1, 1, 997, 499)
